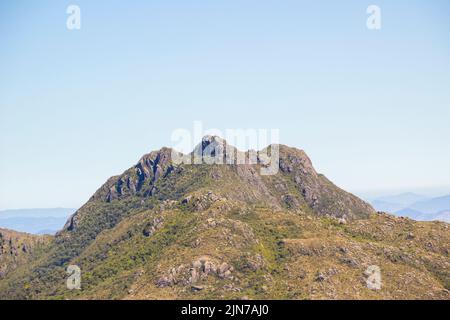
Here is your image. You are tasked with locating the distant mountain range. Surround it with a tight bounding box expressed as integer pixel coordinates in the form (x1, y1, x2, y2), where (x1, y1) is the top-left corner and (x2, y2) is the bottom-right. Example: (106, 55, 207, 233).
(410, 195, 450, 214)
(0, 208, 76, 234)
(369, 193, 450, 223)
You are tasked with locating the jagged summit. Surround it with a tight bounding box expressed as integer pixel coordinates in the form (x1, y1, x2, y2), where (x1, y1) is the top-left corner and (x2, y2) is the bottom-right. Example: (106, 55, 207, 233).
(85, 137, 374, 222)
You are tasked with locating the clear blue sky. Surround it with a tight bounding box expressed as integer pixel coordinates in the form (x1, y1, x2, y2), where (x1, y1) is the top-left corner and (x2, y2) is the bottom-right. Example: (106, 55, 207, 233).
(1, 0, 450, 209)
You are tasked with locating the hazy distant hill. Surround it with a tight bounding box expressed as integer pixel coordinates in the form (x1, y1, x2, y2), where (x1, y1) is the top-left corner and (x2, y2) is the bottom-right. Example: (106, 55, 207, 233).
(370, 193, 450, 223)
(376, 193, 428, 207)
(0, 208, 75, 219)
(410, 195, 450, 214)
(370, 193, 428, 213)
(393, 208, 450, 223)
(0, 208, 75, 235)
(371, 200, 405, 213)
(433, 211, 450, 223)
(394, 208, 423, 220)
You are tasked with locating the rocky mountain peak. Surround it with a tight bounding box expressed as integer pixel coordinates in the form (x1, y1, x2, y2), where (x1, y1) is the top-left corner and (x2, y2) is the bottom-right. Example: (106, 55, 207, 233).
(78, 139, 375, 227)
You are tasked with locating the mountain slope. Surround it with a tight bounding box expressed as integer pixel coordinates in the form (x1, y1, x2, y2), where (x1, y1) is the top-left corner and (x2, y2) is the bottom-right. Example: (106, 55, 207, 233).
(0, 137, 448, 300)
(0, 228, 51, 279)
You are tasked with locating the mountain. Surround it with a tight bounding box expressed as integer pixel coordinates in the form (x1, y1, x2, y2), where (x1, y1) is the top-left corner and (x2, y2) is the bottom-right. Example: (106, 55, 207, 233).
(0, 228, 51, 279)
(394, 208, 450, 223)
(410, 195, 450, 214)
(370, 193, 428, 213)
(433, 211, 450, 223)
(394, 208, 424, 220)
(371, 200, 405, 213)
(0, 137, 448, 300)
(370, 193, 450, 223)
(0, 208, 76, 219)
(0, 216, 71, 235)
(376, 193, 428, 208)
(0, 208, 76, 235)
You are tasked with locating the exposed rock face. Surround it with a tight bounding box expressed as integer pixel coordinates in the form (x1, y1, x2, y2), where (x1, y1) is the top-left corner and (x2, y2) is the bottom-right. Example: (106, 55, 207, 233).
(277, 145, 374, 219)
(156, 256, 235, 288)
(0, 229, 49, 279)
(181, 191, 226, 212)
(143, 217, 164, 237)
(91, 147, 174, 202)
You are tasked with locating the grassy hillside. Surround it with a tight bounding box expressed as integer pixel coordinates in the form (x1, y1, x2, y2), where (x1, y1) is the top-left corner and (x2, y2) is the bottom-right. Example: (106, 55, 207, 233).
(0, 228, 51, 279)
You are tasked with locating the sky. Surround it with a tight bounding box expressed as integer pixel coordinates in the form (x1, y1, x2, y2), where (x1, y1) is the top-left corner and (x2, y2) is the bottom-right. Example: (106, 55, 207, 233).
(1, 0, 450, 209)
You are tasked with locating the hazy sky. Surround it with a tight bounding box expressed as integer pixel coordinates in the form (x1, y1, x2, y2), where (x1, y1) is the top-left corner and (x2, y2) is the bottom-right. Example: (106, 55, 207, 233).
(1, 0, 450, 209)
